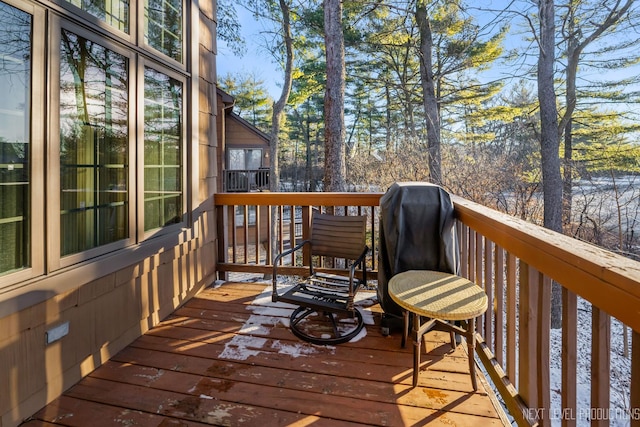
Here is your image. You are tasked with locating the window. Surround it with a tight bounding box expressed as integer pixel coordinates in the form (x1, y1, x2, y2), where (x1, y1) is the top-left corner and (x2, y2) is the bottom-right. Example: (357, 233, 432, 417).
(228, 148, 262, 170)
(59, 30, 129, 256)
(0, 0, 193, 283)
(66, 0, 129, 33)
(144, 0, 182, 62)
(0, 2, 31, 276)
(143, 66, 183, 231)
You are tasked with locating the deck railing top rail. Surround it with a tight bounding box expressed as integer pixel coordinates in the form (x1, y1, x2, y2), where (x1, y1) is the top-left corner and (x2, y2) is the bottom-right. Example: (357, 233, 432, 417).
(452, 195, 640, 333)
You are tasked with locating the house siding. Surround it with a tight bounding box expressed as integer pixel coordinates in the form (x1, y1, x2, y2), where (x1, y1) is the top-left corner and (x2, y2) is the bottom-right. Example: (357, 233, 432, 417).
(0, 1, 219, 426)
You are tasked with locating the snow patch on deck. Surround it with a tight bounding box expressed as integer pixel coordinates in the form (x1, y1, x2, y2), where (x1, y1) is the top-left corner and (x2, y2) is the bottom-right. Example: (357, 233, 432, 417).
(218, 280, 377, 359)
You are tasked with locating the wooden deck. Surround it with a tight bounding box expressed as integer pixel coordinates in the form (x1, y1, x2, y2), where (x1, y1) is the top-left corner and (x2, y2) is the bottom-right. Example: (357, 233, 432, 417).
(23, 279, 509, 426)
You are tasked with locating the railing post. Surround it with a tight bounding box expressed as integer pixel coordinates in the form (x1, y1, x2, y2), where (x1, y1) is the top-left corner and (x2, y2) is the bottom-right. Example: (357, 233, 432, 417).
(216, 204, 229, 281)
(302, 206, 311, 266)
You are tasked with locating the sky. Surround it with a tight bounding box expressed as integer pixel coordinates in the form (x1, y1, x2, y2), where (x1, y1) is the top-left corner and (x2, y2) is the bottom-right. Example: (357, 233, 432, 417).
(217, 6, 284, 99)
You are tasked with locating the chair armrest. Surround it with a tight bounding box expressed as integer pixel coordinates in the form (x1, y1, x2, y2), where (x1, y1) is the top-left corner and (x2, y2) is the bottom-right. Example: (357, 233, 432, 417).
(272, 240, 310, 302)
(348, 245, 370, 294)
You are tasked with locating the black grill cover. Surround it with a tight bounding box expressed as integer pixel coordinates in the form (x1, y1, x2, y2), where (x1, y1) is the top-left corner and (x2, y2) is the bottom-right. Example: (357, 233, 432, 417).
(377, 182, 460, 316)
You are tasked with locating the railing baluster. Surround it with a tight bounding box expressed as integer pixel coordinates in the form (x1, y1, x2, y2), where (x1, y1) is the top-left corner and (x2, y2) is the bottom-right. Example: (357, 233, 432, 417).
(484, 239, 494, 351)
(266, 205, 273, 264)
(561, 287, 577, 427)
(591, 307, 611, 427)
(469, 229, 476, 284)
(255, 206, 262, 265)
(506, 252, 517, 383)
(460, 223, 469, 279)
(519, 262, 539, 413)
(632, 331, 640, 427)
(278, 205, 284, 265)
(290, 205, 297, 266)
(538, 275, 551, 426)
(243, 205, 249, 263)
(231, 205, 237, 264)
(495, 244, 505, 367)
(475, 233, 484, 337)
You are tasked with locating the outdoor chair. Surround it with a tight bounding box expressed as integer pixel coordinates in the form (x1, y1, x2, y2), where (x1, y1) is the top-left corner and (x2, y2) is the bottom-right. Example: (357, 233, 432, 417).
(272, 211, 369, 345)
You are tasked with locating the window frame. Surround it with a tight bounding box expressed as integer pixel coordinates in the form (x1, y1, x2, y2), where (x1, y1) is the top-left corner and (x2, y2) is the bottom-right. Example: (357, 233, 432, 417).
(47, 17, 137, 271)
(140, 0, 185, 66)
(0, 0, 45, 288)
(50, 0, 135, 44)
(136, 57, 188, 241)
(0, 0, 195, 292)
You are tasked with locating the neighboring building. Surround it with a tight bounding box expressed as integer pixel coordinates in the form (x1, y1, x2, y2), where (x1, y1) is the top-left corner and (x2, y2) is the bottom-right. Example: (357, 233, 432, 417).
(0, 0, 219, 424)
(216, 88, 270, 193)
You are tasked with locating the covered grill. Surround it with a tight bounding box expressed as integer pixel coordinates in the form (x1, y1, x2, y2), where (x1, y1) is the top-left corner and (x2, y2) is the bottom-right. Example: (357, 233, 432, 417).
(377, 182, 460, 324)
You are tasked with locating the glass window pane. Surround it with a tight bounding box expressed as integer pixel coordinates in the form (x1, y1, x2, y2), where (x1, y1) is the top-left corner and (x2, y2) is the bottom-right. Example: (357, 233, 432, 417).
(144, 66, 182, 231)
(0, 2, 31, 276)
(66, 0, 129, 33)
(246, 149, 262, 169)
(59, 30, 129, 256)
(144, 0, 182, 62)
(228, 149, 245, 170)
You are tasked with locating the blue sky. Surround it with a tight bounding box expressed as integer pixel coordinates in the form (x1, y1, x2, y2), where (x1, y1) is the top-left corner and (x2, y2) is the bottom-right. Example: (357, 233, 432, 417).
(217, 6, 284, 99)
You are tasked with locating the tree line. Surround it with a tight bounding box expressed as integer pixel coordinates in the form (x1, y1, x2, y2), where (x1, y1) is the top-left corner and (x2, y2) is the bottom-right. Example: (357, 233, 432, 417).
(217, 0, 640, 267)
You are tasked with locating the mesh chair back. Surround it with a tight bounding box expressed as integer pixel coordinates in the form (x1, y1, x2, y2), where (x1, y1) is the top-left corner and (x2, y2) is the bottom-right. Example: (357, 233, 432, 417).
(309, 212, 367, 260)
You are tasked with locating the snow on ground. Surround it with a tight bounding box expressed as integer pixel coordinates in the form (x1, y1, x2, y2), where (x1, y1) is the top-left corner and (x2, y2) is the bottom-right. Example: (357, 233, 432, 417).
(546, 297, 633, 427)
(483, 295, 633, 426)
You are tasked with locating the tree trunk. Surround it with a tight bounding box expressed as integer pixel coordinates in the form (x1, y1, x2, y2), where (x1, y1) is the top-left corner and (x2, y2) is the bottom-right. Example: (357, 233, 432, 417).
(323, 0, 346, 192)
(415, 0, 442, 185)
(268, 0, 294, 270)
(538, 0, 563, 328)
(269, 0, 294, 193)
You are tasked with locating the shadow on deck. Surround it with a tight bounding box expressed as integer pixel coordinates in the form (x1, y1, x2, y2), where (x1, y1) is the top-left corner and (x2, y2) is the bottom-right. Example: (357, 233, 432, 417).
(24, 279, 510, 426)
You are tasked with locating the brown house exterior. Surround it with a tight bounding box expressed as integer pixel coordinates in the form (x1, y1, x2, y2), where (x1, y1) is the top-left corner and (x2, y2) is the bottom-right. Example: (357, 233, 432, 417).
(215, 87, 271, 193)
(0, 0, 220, 425)
(215, 88, 271, 246)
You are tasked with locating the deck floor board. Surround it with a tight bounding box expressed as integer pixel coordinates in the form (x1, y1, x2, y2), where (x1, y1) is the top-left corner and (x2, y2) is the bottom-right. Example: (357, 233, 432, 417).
(26, 280, 508, 426)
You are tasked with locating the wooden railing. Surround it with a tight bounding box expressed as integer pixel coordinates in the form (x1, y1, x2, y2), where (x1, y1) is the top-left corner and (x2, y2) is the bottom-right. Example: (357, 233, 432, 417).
(215, 192, 382, 278)
(214, 192, 640, 427)
(223, 169, 270, 192)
